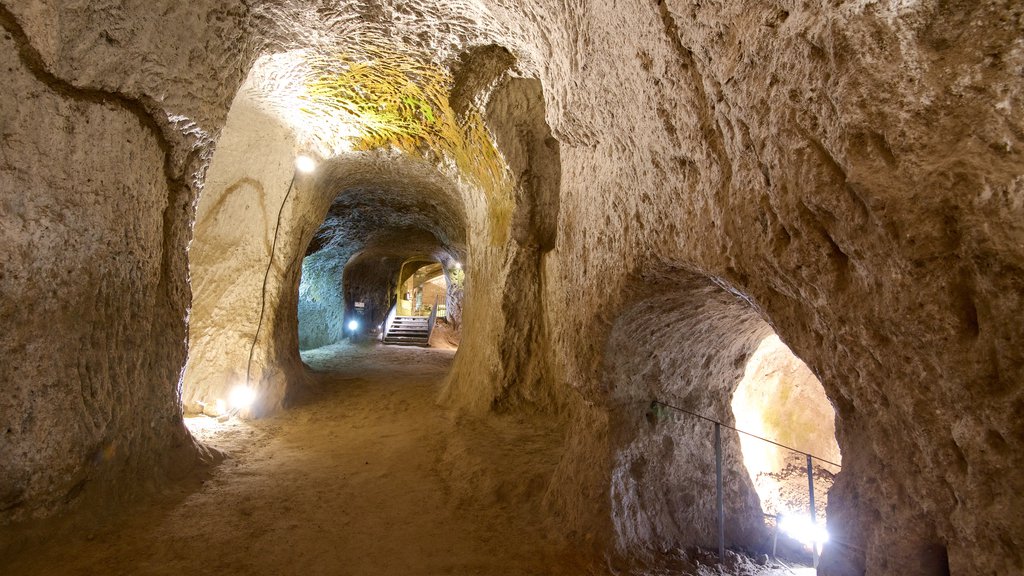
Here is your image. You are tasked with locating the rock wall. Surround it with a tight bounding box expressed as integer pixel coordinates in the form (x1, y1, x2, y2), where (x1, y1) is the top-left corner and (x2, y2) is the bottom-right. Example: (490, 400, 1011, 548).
(296, 248, 348, 350)
(604, 270, 772, 557)
(182, 87, 298, 414)
(1, 1, 1022, 575)
(341, 253, 404, 330)
(483, 0, 1024, 574)
(0, 1, 246, 523)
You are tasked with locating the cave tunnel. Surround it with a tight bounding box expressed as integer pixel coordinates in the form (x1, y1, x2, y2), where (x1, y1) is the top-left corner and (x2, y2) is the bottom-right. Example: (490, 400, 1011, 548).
(1, 2, 1022, 576)
(605, 269, 842, 569)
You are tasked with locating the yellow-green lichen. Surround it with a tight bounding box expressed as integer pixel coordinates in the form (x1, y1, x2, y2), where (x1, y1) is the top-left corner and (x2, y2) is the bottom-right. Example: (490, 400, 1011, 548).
(300, 46, 510, 201)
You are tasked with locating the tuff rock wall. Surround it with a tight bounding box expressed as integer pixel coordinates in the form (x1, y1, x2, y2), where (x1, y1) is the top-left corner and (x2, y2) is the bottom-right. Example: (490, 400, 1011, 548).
(0, 0, 248, 524)
(492, 1, 1024, 574)
(1, 2, 1021, 575)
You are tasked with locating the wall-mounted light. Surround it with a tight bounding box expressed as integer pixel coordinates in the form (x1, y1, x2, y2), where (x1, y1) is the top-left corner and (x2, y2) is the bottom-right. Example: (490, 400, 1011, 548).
(295, 154, 318, 174)
(348, 319, 359, 332)
(229, 385, 258, 412)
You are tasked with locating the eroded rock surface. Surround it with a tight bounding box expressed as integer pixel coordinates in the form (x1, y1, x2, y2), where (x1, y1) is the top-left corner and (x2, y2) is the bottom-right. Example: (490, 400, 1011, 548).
(1, 1, 1022, 575)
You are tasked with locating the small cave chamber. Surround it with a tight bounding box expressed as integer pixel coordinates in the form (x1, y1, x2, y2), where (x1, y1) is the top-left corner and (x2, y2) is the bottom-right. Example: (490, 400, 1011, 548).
(604, 270, 843, 567)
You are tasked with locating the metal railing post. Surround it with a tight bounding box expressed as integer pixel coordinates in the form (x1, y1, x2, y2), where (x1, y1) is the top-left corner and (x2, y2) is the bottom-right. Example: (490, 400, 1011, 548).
(650, 399, 842, 567)
(807, 454, 819, 568)
(427, 295, 439, 337)
(715, 422, 725, 563)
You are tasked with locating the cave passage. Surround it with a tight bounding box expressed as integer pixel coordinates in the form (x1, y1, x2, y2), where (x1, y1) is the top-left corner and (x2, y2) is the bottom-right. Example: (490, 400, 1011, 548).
(605, 270, 842, 569)
(3, 3, 1022, 576)
(7, 343, 589, 574)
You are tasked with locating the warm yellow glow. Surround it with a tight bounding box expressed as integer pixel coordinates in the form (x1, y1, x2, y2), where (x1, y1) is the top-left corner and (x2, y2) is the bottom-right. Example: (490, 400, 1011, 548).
(215, 398, 227, 416)
(245, 50, 365, 158)
(242, 45, 511, 201)
(295, 154, 317, 173)
(229, 385, 258, 411)
(731, 335, 841, 519)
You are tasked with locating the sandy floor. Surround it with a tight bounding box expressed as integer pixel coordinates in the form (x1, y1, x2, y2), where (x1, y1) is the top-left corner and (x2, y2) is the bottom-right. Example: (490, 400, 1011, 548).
(2, 342, 590, 576)
(2, 342, 817, 576)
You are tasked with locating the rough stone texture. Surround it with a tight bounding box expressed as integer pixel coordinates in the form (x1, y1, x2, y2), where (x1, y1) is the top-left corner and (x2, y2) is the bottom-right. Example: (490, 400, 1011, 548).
(604, 270, 772, 556)
(485, 1, 1024, 574)
(296, 178, 467, 350)
(340, 253, 404, 330)
(182, 86, 298, 415)
(0, 2, 234, 523)
(481, 76, 562, 409)
(1, 1, 1022, 575)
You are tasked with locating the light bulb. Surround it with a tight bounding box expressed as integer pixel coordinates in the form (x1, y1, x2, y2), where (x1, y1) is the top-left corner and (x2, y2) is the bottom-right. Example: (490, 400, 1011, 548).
(295, 155, 317, 174)
(229, 385, 257, 411)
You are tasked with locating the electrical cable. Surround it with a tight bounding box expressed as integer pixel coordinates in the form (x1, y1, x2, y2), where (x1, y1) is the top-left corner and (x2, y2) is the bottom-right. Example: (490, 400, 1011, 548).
(246, 171, 298, 390)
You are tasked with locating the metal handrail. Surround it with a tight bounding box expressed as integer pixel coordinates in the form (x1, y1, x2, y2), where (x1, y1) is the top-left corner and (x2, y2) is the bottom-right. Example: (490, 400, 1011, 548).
(426, 295, 439, 341)
(651, 399, 839, 568)
(651, 400, 841, 468)
(381, 302, 398, 342)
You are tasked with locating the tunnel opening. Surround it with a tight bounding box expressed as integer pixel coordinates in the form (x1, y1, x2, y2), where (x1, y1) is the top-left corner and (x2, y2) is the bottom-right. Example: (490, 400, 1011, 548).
(176, 26, 520, 420)
(604, 268, 843, 570)
(731, 335, 842, 537)
(397, 261, 447, 318)
(294, 179, 468, 358)
(384, 258, 461, 349)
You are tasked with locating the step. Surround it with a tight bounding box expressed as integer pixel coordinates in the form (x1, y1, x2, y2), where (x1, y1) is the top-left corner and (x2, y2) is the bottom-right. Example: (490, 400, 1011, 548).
(383, 315, 434, 347)
(384, 332, 429, 339)
(383, 336, 430, 343)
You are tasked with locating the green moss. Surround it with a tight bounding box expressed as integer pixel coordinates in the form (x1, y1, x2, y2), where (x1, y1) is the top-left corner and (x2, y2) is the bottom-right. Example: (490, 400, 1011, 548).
(301, 45, 511, 201)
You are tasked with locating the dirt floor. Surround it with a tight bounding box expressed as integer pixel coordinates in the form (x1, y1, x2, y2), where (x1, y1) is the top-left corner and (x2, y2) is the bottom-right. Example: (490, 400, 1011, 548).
(1, 342, 817, 576)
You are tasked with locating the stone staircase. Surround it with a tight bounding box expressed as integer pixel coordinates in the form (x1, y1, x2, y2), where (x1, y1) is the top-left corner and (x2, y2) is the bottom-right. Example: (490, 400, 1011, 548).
(382, 316, 432, 346)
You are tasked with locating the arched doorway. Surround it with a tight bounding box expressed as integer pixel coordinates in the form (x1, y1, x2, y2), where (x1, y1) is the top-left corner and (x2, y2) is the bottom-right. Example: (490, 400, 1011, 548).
(603, 268, 842, 569)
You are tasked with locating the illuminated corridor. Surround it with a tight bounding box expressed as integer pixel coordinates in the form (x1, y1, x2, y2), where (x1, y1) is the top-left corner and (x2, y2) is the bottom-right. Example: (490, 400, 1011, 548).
(1, 2, 1022, 575)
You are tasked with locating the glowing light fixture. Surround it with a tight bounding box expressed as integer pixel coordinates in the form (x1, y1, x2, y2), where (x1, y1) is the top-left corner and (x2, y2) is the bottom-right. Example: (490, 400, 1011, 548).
(779, 513, 830, 547)
(295, 154, 317, 174)
(347, 320, 359, 332)
(453, 262, 462, 270)
(229, 385, 258, 412)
